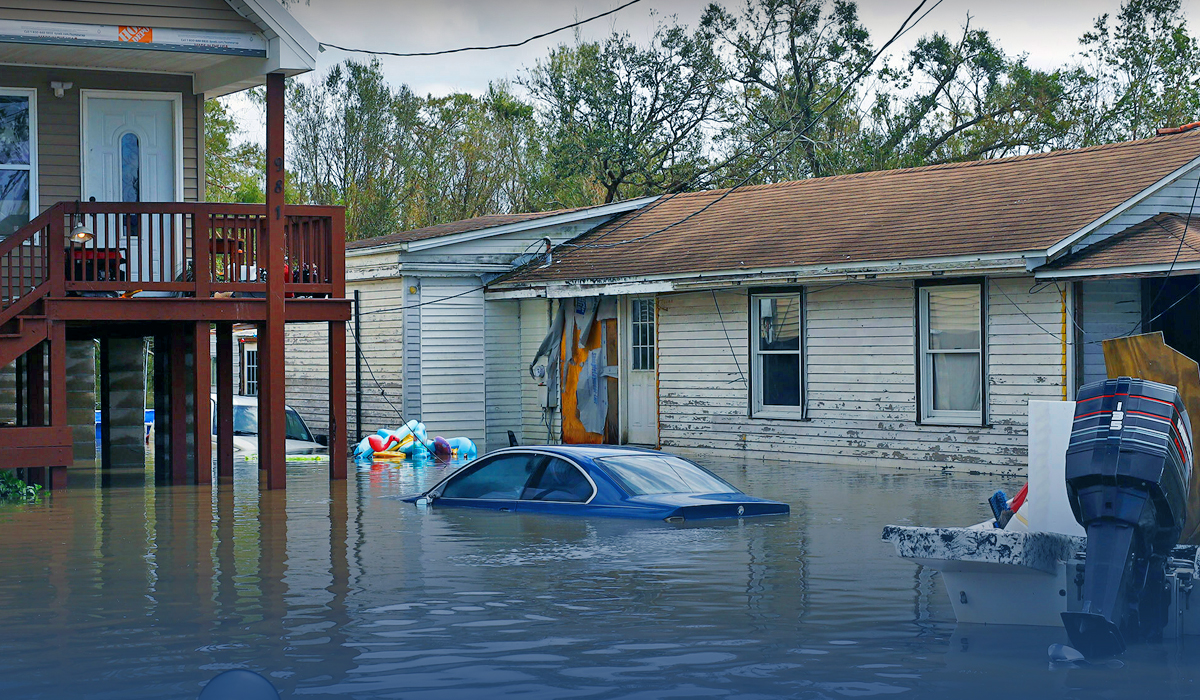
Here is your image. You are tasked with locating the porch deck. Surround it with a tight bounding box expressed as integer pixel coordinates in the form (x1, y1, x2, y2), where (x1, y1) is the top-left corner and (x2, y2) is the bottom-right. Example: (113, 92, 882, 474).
(0, 200, 349, 490)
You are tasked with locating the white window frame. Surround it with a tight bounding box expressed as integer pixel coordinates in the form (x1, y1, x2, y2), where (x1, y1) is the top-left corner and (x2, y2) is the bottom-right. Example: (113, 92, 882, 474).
(0, 87, 38, 235)
(918, 281, 986, 426)
(751, 290, 805, 419)
(242, 342, 259, 397)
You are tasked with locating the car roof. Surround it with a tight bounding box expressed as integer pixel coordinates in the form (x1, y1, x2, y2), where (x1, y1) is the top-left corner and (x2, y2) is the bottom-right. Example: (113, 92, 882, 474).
(209, 393, 299, 410)
(497, 444, 666, 461)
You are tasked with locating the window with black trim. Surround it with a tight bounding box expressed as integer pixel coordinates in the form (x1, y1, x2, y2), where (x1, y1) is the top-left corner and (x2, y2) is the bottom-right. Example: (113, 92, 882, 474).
(918, 282, 985, 425)
(751, 292, 803, 417)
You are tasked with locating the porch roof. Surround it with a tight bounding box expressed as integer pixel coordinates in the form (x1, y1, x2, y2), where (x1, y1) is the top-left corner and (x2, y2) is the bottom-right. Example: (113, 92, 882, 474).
(491, 129, 1200, 290)
(1036, 213, 1200, 279)
(0, 0, 319, 96)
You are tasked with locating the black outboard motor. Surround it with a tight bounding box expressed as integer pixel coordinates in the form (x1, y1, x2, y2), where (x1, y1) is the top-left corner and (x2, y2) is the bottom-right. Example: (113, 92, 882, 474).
(1062, 377, 1193, 659)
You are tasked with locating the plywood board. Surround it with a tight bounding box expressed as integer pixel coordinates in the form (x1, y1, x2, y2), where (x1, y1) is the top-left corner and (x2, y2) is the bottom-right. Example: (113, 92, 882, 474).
(1103, 332, 1200, 544)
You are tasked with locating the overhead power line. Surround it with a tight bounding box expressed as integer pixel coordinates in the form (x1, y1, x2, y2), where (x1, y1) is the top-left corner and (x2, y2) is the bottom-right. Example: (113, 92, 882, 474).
(319, 0, 642, 58)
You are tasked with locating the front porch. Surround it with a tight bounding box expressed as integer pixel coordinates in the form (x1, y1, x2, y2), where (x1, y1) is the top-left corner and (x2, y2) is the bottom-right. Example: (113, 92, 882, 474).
(0, 199, 350, 489)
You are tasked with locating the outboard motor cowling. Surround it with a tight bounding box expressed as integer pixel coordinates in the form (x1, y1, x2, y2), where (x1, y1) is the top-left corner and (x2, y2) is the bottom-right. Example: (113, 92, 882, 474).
(1062, 377, 1192, 659)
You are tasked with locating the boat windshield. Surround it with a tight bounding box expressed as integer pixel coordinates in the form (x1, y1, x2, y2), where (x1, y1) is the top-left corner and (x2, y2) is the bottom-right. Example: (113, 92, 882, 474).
(231, 405, 313, 442)
(596, 455, 736, 496)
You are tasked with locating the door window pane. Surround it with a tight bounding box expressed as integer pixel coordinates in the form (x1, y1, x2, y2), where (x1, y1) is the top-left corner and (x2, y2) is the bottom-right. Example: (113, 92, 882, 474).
(762, 354, 801, 406)
(0, 170, 30, 236)
(759, 297, 800, 351)
(521, 458, 593, 502)
(120, 132, 140, 203)
(0, 95, 30, 165)
(631, 298, 655, 371)
(441, 454, 538, 500)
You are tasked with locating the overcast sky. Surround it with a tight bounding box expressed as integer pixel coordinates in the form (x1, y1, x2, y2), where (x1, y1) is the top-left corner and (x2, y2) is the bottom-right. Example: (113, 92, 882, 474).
(286, 0, 1200, 97)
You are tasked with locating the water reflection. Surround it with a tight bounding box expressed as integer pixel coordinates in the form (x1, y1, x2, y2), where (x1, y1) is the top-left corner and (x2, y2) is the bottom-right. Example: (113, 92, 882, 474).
(2, 456, 1199, 698)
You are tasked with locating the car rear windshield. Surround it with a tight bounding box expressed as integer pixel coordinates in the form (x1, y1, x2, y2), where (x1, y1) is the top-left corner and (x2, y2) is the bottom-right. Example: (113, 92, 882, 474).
(230, 405, 313, 442)
(596, 455, 736, 496)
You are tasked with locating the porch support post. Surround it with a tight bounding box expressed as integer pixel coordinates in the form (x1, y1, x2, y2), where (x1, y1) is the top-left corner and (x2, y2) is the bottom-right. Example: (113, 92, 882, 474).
(329, 320, 347, 479)
(215, 322, 234, 482)
(25, 344, 45, 486)
(193, 322, 212, 485)
(170, 323, 188, 485)
(48, 323, 67, 490)
(260, 71, 287, 490)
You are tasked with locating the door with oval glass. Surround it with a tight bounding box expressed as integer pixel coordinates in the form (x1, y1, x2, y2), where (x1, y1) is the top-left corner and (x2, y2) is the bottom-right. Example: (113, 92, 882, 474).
(82, 93, 181, 287)
(624, 297, 658, 445)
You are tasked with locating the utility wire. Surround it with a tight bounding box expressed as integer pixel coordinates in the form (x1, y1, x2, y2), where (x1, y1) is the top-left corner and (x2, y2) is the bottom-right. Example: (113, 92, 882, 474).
(319, 0, 641, 57)
(346, 319, 439, 457)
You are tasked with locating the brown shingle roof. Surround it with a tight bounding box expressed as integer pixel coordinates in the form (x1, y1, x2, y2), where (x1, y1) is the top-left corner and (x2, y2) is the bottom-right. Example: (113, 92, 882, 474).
(1044, 213, 1200, 272)
(497, 129, 1200, 286)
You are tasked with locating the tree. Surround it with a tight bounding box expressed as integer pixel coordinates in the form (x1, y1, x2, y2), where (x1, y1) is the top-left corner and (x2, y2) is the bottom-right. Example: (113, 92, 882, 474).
(1063, 0, 1200, 146)
(523, 19, 727, 203)
(703, 0, 873, 182)
(862, 20, 1069, 169)
(287, 58, 421, 241)
(204, 98, 265, 203)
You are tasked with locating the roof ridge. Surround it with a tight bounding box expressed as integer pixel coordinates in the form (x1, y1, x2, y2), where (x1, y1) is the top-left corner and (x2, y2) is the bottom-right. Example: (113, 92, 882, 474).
(659, 130, 1200, 201)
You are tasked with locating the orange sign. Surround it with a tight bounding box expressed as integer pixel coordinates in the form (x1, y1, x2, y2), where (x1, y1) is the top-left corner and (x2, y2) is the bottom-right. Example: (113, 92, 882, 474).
(117, 26, 152, 43)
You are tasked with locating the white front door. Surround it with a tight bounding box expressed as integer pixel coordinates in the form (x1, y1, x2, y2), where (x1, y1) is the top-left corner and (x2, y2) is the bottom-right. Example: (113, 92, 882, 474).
(625, 297, 658, 445)
(82, 93, 180, 283)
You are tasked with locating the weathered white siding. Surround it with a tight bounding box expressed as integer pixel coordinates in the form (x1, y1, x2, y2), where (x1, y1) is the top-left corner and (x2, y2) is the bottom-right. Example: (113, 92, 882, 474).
(1077, 279, 1141, 386)
(418, 277, 486, 446)
(655, 277, 1065, 472)
(484, 299, 522, 451)
(402, 276, 421, 422)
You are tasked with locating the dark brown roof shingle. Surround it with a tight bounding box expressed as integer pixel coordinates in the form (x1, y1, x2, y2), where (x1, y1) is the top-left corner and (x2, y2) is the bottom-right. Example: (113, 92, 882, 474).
(497, 129, 1200, 286)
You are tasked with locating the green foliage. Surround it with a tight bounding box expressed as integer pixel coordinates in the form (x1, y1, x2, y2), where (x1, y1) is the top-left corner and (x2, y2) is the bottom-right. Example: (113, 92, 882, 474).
(204, 99, 266, 203)
(523, 18, 727, 203)
(0, 470, 42, 504)
(1063, 0, 1200, 145)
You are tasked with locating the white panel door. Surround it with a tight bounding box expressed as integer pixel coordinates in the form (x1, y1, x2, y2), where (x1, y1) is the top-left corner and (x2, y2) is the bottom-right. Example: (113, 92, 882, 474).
(625, 297, 658, 445)
(83, 95, 179, 283)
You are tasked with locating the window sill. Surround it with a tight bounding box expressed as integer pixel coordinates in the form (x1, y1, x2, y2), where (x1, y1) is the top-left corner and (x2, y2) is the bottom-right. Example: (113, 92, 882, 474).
(919, 417, 987, 428)
(752, 410, 807, 421)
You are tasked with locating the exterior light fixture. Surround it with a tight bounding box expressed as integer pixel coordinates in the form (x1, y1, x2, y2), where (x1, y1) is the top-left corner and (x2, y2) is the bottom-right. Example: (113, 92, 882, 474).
(70, 221, 94, 243)
(50, 81, 72, 98)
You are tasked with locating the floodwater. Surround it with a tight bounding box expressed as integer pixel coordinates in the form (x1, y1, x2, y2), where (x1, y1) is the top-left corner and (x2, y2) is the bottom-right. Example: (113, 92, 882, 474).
(0, 456, 1197, 700)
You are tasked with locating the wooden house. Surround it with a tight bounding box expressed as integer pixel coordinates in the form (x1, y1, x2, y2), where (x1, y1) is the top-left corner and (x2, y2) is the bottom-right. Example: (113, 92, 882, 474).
(483, 130, 1200, 472)
(0, 0, 349, 489)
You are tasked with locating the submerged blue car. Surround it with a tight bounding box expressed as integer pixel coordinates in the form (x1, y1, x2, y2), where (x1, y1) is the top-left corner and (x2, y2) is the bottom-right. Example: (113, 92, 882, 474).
(402, 445, 790, 521)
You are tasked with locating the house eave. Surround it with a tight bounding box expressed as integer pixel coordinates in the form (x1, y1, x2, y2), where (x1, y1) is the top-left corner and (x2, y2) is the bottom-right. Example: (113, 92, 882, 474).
(1036, 260, 1200, 279)
(486, 251, 1041, 299)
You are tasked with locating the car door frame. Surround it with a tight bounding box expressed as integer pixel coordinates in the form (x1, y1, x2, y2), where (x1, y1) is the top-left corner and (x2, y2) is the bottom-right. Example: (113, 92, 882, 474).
(514, 453, 599, 516)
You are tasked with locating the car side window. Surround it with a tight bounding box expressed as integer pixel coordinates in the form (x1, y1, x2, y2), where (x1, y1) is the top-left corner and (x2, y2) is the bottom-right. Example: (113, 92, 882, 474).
(521, 458, 593, 502)
(441, 454, 539, 500)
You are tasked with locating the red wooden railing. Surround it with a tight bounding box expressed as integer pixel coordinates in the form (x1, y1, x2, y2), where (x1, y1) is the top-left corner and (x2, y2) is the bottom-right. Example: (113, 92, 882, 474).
(0, 202, 345, 301)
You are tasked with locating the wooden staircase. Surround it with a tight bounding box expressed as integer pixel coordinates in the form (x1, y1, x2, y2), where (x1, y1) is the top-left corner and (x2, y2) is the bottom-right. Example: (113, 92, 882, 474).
(0, 207, 71, 478)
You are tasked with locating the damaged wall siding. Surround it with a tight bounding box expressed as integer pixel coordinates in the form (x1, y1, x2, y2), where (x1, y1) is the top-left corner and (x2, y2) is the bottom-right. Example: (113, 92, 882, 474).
(656, 278, 1065, 470)
(519, 298, 561, 444)
(284, 321, 331, 437)
(485, 299, 522, 451)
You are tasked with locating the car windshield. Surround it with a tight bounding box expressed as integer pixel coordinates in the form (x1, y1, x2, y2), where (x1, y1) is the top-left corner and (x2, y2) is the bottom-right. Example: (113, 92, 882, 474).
(596, 454, 737, 496)
(231, 405, 313, 442)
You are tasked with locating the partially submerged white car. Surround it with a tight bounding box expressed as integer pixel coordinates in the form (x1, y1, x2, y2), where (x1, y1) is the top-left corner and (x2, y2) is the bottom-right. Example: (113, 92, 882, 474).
(210, 394, 326, 455)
